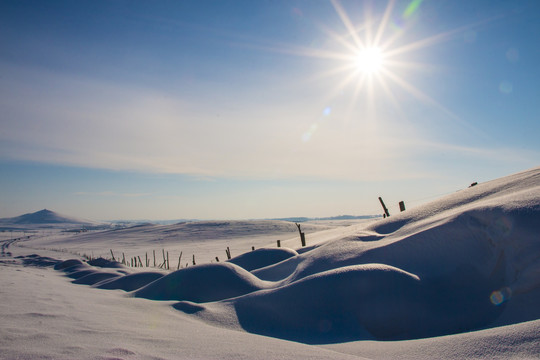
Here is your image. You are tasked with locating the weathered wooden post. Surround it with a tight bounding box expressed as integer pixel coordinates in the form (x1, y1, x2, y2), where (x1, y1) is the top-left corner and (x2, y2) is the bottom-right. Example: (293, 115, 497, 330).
(277, 240, 281, 247)
(192, 254, 196, 265)
(177, 252, 182, 270)
(226, 247, 231, 260)
(215, 256, 220, 262)
(378, 197, 390, 217)
(153, 250, 156, 267)
(110, 249, 116, 261)
(399, 201, 406, 212)
(295, 223, 306, 247)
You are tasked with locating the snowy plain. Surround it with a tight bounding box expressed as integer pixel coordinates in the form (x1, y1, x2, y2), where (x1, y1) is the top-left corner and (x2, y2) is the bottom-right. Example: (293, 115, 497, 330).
(1, 166, 540, 359)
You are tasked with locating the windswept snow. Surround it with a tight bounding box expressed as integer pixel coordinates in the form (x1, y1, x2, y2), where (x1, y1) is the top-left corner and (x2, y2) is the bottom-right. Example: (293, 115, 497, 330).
(1, 166, 539, 359)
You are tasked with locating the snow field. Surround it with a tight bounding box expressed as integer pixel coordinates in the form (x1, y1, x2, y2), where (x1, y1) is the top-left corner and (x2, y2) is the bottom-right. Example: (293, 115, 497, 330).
(1, 166, 539, 358)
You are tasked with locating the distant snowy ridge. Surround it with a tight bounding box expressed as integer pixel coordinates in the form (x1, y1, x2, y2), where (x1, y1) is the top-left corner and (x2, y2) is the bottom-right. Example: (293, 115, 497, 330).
(271, 215, 381, 222)
(108, 214, 380, 226)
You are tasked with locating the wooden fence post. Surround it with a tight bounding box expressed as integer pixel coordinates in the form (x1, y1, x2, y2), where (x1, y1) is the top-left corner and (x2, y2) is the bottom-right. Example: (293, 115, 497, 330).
(399, 201, 406, 212)
(177, 252, 182, 270)
(378, 197, 390, 217)
(295, 223, 306, 247)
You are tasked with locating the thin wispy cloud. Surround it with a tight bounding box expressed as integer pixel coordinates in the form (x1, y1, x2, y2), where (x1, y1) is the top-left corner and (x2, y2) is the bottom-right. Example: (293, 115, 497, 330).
(1, 61, 535, 183)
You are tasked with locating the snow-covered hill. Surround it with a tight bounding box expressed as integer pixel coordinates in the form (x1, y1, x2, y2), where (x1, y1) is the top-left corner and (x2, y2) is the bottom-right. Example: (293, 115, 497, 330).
(1, 166, 539, 359)
(0, 209, 105, 229)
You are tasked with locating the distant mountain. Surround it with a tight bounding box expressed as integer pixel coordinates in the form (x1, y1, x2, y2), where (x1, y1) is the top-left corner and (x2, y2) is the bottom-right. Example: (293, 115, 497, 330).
(0, 209, 105, 229)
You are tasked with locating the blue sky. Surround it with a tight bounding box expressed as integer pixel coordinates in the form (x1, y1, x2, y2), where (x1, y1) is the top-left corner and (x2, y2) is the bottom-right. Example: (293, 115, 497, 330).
(1, 0, 539, 220)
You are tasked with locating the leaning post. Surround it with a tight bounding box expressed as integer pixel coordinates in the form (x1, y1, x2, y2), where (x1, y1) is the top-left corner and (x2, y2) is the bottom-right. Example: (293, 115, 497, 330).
(295, 223, 306, 247)
(378, 197, 390, 217)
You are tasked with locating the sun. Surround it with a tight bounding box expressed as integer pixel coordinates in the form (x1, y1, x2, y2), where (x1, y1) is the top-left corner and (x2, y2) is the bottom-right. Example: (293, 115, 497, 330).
(355, 47, 385, 75)
(250, 0, 471, 133)
(306, 0, 471, 117)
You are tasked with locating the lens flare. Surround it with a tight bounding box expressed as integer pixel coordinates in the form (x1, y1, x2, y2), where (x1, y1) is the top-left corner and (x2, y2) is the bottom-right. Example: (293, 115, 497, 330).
(302, 123, 319, 142)
(323, 106, 332, 116)
(490, 287, 512, 306)
(494, 215, 513, 236)
(403, 0, 424, 19)
(302, 107, 332, 143)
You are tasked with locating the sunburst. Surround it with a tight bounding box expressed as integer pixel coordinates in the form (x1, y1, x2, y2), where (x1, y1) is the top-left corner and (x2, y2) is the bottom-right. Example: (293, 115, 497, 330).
(235, 0, 486, 144)
(294, 0, 484, 123)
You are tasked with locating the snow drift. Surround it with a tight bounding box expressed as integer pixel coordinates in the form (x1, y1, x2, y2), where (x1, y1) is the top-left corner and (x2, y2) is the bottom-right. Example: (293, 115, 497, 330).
(133, 262, 270, 302)
(14, 166, 540, 345)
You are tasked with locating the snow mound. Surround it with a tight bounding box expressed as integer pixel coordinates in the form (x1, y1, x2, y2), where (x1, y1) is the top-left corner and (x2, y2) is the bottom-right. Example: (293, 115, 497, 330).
(72, 272, 121, 285)
(227, 247, 298, 271)
(62, 263, 92, 274)
(15, 254, 60, 267)
(133, 262, 270, 302)
(65, 269, 100, 279)
(53, 259, 85, 270)
(87, 258, 125, 268)
(211, 258, 505, 342)
(203, 264, 422, 343)
(95, 272, 164, 291)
